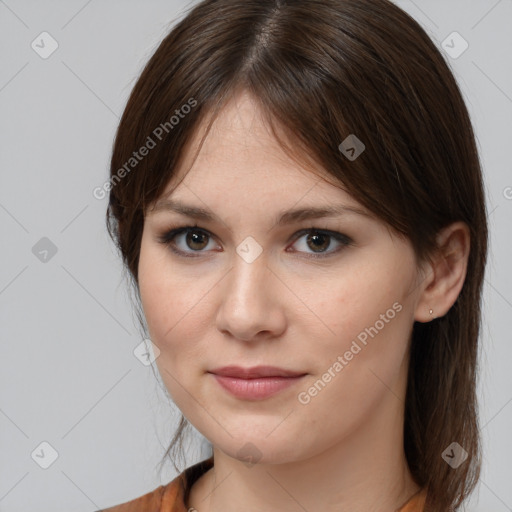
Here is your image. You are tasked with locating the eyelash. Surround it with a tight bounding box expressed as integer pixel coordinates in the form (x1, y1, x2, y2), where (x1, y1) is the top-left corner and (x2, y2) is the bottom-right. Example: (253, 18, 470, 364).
(156, 224, 353, 260)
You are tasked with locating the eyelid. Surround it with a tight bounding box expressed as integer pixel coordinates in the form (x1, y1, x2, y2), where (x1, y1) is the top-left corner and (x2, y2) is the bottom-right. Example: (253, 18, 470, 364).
(289, 227, 352, 246)
(156, 224, 220, 258)
(285, 228, 352, 259)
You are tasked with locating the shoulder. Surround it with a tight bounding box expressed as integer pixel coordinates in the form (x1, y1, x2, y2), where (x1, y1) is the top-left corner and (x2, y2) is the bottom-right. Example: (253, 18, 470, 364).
(93, 456, 214, 512)
(94, 484, 165, 512)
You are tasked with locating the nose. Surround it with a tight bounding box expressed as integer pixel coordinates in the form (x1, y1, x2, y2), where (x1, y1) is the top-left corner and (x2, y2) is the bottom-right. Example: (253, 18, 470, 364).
(215, 250, 287, 342)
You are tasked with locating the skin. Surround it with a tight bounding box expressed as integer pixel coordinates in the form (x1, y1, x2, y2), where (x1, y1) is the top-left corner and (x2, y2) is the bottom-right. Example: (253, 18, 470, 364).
(138, 90, 470, 512)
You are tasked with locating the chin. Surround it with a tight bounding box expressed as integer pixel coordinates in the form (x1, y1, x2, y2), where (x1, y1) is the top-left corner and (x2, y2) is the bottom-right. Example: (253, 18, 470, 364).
(215, 435, 308, 466)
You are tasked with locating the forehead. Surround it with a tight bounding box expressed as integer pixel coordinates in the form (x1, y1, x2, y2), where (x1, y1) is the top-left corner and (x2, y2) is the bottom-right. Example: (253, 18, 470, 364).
(161, 91, 359, 209)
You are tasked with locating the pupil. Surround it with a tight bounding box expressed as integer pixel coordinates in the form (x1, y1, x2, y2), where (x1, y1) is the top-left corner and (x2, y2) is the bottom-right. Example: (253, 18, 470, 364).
(187, 230, 207, 250)
(308, 233, 329, 252)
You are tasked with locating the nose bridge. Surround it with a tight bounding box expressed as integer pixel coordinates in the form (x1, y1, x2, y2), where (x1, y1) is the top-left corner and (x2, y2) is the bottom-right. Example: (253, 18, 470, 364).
(216, 245, 284, 340)
(227, 246, 270, 307)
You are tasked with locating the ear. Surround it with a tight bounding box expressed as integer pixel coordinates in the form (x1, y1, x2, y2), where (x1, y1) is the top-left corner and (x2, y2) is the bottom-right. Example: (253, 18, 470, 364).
(414, 222, 470, 323)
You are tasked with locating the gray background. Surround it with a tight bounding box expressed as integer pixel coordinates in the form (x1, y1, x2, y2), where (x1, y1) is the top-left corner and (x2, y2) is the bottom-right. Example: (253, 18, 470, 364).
(0, 1, 511, 511)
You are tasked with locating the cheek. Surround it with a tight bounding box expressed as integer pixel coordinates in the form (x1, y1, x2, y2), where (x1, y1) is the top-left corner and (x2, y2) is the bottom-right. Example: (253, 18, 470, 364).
(138, 244, 213, 380)
(139, 239, 189, 337)
(294, 302, 412, 445)
(138, 241, 183, 350)
(310, 265, 402, 339)
(303, 252, 416, 389)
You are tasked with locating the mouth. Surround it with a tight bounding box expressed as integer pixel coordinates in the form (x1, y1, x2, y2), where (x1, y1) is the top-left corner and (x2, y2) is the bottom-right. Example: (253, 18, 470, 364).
(207, 366, 307, 400)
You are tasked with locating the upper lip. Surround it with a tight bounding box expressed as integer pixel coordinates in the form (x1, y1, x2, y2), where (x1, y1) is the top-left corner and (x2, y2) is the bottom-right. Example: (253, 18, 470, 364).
(209, 366, 306, 379)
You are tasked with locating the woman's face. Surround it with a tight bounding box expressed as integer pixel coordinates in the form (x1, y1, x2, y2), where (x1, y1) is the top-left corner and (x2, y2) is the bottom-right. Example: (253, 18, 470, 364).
(138, 90, 426, 464)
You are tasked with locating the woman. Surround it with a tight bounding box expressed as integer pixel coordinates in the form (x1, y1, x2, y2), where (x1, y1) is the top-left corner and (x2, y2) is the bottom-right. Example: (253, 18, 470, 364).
(99, 0, 488, 510)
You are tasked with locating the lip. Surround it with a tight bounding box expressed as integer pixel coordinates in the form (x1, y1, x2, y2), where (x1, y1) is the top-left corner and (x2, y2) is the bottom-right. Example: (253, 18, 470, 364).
(208, 366, 307, 400)
(209, 365, 306, 379)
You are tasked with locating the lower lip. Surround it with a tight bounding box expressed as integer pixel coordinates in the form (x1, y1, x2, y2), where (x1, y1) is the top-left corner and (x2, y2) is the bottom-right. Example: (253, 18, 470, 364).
(210, 374, 306, 400)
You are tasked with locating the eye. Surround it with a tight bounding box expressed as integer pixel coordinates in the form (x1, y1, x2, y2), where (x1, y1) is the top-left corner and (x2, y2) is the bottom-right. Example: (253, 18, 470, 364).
(156, 225, 352, 259)
(156, 224, 219, 258)
(287, 228, 352, 259)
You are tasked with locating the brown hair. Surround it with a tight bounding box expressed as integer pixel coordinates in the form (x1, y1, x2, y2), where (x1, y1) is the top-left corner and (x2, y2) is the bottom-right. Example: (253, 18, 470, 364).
(106, 0, 488, 510)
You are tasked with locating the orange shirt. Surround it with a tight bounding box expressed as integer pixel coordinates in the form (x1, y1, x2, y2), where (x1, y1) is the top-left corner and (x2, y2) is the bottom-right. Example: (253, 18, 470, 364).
(98, 456, 427, 511)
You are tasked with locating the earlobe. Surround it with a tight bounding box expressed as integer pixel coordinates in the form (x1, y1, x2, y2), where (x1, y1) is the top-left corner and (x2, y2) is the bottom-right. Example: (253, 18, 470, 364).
(414, 222, 470, 323)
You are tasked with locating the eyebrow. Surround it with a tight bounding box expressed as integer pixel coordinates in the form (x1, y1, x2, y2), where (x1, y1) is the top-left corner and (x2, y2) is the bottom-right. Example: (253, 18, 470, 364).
(150, 199, 371, 227)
